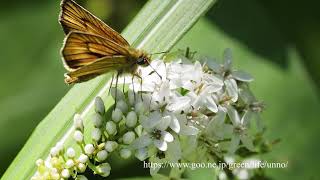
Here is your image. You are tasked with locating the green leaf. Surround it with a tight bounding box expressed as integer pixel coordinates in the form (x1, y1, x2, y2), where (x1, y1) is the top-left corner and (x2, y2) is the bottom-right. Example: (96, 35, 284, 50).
(2, 0, 216, 179)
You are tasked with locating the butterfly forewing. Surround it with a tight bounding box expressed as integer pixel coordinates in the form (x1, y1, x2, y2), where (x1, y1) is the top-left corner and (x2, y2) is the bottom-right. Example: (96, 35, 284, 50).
(62, 31, 130, 70)
(59, 0, 129, 46)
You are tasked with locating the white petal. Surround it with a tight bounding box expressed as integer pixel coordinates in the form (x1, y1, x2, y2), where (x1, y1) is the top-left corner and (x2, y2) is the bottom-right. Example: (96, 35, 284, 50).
(206, 58, 223, 73)
(206, 84, 223, 93)
(227, 106, 241, 125)
(232, 70, 254, 82)
(241, 111, 253, 126)
(240, 135, 255, 151)
(130, 135, 152, 149)
(154, 140, 168, 151)
(169, 115, 180, 133)
(167, 139, 181, 162)
(228, 135, 240, 154)
(140, 112, 161, 129)
(161, 131, 174, 142)
(239, 86, 256, 104)
(223, 48, 233, 70)
(206, 96, 218, 113)
(167, 96, 191, 112)
(156, 115, 171, 130)
(225, 79, 238, 102)
(179, 124, 199, 135)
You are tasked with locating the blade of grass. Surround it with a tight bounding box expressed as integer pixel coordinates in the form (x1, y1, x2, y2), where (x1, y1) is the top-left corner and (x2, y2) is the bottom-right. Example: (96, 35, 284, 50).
(2, 0, 216, 179)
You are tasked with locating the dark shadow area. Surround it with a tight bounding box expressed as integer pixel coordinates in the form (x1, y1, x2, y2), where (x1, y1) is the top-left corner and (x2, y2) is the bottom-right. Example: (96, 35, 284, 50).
(206, 0, 320, 92)
(206, 0, 288, 68)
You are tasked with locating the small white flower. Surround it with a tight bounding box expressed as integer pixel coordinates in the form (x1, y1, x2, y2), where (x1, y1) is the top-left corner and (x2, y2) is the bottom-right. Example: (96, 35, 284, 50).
(227, 106, 255, 153)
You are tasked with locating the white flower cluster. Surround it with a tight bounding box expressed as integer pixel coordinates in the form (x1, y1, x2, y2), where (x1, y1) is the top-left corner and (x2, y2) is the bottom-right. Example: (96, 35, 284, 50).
(32, 49, 265, 179)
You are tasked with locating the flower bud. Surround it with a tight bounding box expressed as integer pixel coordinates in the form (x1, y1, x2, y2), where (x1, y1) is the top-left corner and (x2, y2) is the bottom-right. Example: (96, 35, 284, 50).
(128, 90, 135, 106)
(66, 148, 75, 158)
(73, 130, 84, 142)
(84, 144, 95, 155)
(135, 102, 145, 115)
(96, 163, 111, 177)
(92, 113, 103, 127)
(92, 128, 102, 141)
(55, 141, 64, 152)
(65, 159, 74, 168)
(135, 148, 148, 161)
(126, 111, 137, 128)
(116, 100, 128, 114)
(105, 121, 117, 135)
(111, 87, 125, 101)
(97, 150, 108, 162)
(77, 163, 86, 173)
(123, 131, 136, 144)
(50, 147, 59, 157)
(76, 175, 88, 180)
(112, 108, 123, 122)
(61, 169, 70, 178)
(95, 96, 105, 114)
(120, 148, 132, 159)
(134, 125, 143, 137)
(78, 154, 89, 163)
(105, 141, 118, 152)
(73, 114, 84, 131)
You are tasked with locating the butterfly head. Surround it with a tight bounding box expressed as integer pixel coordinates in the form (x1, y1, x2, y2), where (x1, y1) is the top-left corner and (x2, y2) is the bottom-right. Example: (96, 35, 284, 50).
(136, 55, 150, 66)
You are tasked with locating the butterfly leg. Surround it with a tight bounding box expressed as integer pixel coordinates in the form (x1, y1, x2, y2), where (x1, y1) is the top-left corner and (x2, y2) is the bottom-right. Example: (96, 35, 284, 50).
(114, 71, 121, 110)
(123, 75, 126, 93)
(131, 74, 136, 103)
(108, 73, 115, 96)
(131, 72, 143, 102)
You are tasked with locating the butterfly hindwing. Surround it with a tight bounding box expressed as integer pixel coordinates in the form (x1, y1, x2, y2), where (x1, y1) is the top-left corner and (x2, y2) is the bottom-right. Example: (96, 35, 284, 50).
(64, 55, 132, 84)
(59, 0, 129, 46)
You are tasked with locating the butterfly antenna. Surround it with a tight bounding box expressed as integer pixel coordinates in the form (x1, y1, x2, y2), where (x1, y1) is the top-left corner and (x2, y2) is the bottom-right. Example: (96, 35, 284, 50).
(150, 50, 169, 55)
(114, 72, 120, 110)
(147, 62, 162, 79)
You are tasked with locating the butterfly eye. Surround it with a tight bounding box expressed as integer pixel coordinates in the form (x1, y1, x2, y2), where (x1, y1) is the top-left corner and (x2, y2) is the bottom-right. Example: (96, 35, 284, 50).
(137, 57, 147, 65)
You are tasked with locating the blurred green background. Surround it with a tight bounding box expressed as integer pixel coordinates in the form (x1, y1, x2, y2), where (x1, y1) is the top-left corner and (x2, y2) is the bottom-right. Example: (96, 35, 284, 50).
(0, 0, 319, 179)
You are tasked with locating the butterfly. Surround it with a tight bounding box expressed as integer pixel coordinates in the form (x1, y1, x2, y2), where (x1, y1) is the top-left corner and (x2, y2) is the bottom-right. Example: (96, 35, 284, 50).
(59, 0, 150, 85)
